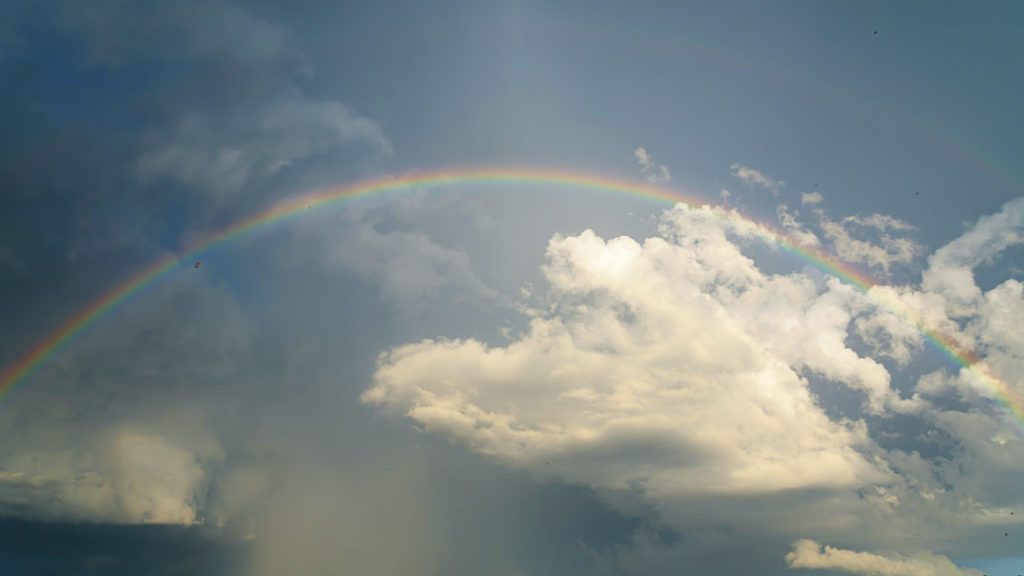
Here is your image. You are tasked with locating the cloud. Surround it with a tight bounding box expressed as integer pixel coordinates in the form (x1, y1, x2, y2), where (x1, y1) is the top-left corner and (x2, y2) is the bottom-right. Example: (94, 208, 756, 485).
(802, 191, 824, 205)
(356, 195, 1024, 563)
(922, 196, 1024, 306)
(39, 0, 393, 208)
(0, 276, 265, 527)
(0, 421, 225, 525)
(283, 191, 508, 314)
(730, 163, 784, 195)
(109, 431, 218, 524)
(136, 92, 391, 199)
(45, 0, 294, 70)
(0, 0, 393, 273)
(785, 540, 982, 576)
(777, 204, 821, 247)
(819, 212, 923, 275)
(845, 214, 917, 232)
(363, 204, 895, 503)
(853, 308, 925, 366)
(316, 216, 504, 310)
(634, 147, 671, 183)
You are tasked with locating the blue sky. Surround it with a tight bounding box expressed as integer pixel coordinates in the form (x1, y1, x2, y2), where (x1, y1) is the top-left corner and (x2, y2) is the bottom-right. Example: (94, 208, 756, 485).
(1, 1, 1022, 575)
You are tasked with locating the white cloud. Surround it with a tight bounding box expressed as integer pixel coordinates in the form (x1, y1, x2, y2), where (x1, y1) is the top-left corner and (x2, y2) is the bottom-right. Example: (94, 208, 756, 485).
(908, 198, 1024, 425)
(357, 196, 1024, 559)
(853, 308, 924, 366)
(111, 431, 219, 524)
(785, 540, 982, 576)
(364, 205, 895, 501)
(803, 191, 824, 205)
(0, 428, 222, 525)
(973, 279, 1024, 360)
(730, 162, 784, 195)
(634, 147, 671, 183)
(777, 204, 821, 247)
(922, 196, 1024, 306)
(845, 213, 917, 232)
(819, 212, 923, 275)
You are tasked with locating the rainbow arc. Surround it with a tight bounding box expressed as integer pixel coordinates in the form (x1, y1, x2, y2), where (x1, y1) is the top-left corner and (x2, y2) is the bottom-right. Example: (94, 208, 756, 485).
(1, 168, 1020, 427)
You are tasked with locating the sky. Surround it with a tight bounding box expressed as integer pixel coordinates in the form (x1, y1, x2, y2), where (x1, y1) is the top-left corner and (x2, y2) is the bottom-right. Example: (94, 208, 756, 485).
(0, 1, 1022, 575)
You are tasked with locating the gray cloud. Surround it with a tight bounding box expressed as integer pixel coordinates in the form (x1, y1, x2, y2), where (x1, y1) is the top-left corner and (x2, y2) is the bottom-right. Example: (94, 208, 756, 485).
(136, 92, 391, 200)
(45, 0, 293, 70)
(0, 276, 265, 527)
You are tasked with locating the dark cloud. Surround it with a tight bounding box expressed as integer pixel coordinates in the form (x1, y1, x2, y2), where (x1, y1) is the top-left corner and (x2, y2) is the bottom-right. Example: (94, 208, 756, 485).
(0, 519, 248, 575)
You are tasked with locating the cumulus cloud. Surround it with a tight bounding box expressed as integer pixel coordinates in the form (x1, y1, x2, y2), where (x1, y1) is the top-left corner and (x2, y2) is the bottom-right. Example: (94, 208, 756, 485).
(907, 198, 1024, 409)
(357, 194, 1024, 563)
(634, 147, 671, 183)
(785, 540, 982, 576)
(922, 196, 1024, 306)
(730, 162, 784, 195)
(363, 204, 895, 502)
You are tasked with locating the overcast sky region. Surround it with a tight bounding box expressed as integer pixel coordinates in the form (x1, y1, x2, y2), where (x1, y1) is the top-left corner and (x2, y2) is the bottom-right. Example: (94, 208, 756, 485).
(1, 1, 1023, 575)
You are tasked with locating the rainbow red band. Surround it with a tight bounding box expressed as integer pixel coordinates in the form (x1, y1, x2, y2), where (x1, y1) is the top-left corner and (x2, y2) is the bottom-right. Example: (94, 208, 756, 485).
(1, 168, 1020, 427)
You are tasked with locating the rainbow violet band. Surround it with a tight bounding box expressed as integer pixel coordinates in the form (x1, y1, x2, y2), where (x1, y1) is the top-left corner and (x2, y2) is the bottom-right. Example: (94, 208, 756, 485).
(1, 168, 1020, 427)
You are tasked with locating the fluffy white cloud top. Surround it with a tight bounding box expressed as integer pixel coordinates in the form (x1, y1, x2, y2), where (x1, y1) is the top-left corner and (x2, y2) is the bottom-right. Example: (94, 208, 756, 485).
(362, 193, 1024, 563)
(363, 204, 895, 499)
(785, 540, 982, 576)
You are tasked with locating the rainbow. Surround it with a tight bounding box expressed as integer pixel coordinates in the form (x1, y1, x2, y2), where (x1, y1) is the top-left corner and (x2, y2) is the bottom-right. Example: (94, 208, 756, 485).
(1, 168, 1021, 426)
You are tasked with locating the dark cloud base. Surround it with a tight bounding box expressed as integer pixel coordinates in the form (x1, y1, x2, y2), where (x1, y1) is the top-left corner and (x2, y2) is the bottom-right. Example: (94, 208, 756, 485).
(0, 520, 248, 575)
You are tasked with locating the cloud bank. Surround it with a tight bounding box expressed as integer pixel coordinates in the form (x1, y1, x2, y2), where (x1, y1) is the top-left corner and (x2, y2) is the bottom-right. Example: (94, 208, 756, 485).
(786, 540, 982, 576)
